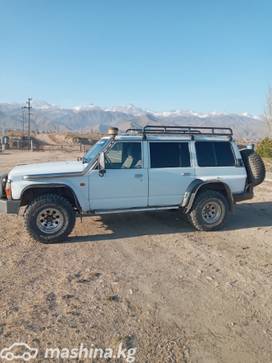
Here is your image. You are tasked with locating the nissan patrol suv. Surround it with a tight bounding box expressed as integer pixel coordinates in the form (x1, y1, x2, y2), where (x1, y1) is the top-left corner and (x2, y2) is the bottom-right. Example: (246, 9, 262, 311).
(0, 125, 266, 243)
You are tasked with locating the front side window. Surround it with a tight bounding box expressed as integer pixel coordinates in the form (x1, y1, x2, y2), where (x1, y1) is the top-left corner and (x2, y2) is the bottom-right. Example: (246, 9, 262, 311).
(195, 141, 235, 167)
(105, 142, 142, 169)
(150, 142, 191, 168)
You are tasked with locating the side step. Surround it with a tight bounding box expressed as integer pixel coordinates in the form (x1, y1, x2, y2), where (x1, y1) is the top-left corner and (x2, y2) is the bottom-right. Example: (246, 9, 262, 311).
(94, 205, 180, 215)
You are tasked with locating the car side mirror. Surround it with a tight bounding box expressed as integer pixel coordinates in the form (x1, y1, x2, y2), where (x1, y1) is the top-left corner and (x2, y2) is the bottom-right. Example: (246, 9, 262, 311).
(98, 152, 106, 177)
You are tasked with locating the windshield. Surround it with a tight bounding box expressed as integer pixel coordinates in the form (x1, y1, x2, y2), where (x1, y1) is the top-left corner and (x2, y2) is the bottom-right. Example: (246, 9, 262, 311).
(83, 139, 109, 164)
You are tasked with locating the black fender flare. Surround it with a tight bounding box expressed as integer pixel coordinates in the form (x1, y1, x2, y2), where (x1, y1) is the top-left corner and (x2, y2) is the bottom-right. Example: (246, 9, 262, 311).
(181, 179, 234, 213)
(20, 183, 82, 211)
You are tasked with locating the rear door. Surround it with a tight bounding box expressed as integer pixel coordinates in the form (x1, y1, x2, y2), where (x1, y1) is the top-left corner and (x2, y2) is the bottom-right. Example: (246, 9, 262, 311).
(148, 141, 195, 206)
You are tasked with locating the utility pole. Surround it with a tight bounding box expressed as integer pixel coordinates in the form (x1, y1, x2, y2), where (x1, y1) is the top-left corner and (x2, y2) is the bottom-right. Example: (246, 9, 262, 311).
(23, 97, 32, 149)
(21, 106, 25, 136)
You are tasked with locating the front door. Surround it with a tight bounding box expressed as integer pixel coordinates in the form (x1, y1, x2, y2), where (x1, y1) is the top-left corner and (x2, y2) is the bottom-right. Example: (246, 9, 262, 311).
(89, 141, 148, 210)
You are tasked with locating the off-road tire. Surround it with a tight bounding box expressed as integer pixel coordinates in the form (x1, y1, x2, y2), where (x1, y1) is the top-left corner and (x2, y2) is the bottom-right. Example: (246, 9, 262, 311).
(25, 194, 76, 243)
(188, 190, 228, 231)
(240, 149, 266, 187)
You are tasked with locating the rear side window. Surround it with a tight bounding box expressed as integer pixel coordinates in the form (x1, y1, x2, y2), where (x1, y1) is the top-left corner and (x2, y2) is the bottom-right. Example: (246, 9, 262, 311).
(150, 142, 191, 168)
(195, 141, 235, 167)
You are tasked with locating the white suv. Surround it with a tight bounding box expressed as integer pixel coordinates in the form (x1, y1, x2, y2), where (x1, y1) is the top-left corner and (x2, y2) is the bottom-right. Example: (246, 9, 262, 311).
(0, 125, 266, 243)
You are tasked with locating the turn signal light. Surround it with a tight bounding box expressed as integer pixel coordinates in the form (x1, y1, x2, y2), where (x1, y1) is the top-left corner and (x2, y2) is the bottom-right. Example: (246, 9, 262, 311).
(5, 181, 12, 199)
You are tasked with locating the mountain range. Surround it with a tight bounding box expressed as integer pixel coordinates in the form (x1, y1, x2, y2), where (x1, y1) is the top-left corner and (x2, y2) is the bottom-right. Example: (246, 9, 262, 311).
(0, 100, 267, 140)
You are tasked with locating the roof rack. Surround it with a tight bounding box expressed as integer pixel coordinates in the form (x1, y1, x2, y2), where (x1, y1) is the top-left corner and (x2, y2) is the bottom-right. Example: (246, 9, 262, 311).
(126, 125, 233, 138)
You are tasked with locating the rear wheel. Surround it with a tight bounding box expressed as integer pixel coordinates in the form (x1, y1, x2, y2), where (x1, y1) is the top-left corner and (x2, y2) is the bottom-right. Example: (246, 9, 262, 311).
(25, 194, 76, 243)
(188, 190, 228, 231)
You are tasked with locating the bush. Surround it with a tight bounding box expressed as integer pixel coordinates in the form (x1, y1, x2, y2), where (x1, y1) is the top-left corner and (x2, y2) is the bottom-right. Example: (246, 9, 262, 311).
(256, 138, 272, 159)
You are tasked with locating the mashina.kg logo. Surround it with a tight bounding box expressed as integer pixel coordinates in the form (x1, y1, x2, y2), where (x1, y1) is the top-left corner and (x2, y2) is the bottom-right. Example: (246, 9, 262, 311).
(0, 342, 38, 361)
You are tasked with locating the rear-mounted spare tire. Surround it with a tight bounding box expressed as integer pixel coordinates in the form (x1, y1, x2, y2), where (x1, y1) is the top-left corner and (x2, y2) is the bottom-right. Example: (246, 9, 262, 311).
(240, 149, 266, 186)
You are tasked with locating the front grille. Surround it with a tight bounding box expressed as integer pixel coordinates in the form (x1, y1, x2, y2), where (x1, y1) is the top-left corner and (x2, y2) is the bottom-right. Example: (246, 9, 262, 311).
(0, 174, 8, 198)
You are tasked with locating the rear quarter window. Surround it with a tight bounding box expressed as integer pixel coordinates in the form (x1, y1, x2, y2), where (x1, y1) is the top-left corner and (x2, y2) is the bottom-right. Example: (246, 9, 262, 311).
(196, 141, 235, 167)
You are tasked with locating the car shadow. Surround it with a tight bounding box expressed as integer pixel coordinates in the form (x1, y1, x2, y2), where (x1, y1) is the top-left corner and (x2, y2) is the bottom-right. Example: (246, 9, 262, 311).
(64, 210, 192, 244)
(63, 201, 272, 244)
(224, 201, 272, 230)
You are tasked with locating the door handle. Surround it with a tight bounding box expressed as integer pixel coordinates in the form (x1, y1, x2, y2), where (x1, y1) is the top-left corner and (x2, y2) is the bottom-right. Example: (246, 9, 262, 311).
(181, 172, 191, 176)
(134, 173, 143, 178)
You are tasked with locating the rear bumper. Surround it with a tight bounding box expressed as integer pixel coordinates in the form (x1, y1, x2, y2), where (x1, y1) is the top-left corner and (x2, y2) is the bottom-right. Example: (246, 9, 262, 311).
(233, 185, 254, 202)
(0, 199, 21, 214)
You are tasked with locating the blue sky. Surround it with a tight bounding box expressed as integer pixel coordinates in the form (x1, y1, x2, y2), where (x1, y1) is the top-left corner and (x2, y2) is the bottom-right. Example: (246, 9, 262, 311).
(0, 0, 271, 114)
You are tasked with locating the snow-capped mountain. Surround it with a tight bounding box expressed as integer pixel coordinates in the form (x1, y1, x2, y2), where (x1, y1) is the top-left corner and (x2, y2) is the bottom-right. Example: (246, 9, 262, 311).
(105, 104, 146, 116)
(0, 100, 266, 140)
(31, 100, 57, 109)
(73, 104, 102, 112)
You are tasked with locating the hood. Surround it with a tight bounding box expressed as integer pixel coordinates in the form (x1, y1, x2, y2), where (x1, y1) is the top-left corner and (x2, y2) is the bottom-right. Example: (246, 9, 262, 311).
(9, 160, 86, 179)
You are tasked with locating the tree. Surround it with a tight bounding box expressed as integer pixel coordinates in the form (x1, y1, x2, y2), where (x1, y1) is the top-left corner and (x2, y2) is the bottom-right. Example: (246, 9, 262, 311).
(257, 138, 272, 158)
(264, 87, 272, 137)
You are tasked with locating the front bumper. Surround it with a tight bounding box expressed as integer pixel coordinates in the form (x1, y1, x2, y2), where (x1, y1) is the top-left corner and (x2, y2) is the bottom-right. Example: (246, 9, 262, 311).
(0, 199, 21, 214)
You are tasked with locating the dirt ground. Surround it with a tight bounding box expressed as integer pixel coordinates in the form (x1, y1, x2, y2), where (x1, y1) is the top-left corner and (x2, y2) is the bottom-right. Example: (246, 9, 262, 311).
(0, 150, 272, 363)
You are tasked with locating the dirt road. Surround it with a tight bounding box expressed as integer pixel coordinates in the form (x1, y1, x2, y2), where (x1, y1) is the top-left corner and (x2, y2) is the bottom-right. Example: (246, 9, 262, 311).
(0, 150, 272, 362)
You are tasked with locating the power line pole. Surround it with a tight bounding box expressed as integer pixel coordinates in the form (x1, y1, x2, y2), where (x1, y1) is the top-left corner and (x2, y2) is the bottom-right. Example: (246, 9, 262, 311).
(23, 97, 32, 149)
(21, 106, 25, 136)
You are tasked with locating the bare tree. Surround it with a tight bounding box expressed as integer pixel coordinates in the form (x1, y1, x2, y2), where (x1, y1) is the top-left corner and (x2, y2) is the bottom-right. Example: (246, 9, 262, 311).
(264, 87, 272, 137)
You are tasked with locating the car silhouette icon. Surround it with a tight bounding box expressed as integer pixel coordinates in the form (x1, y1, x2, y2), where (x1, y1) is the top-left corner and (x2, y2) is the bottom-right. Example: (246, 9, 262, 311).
(0, 342, 38, 361)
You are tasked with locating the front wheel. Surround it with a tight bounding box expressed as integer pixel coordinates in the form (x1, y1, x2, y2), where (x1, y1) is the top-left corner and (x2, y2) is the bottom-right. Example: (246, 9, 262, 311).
(188, 190, 229, 231)
(25, 194, 76, 243)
